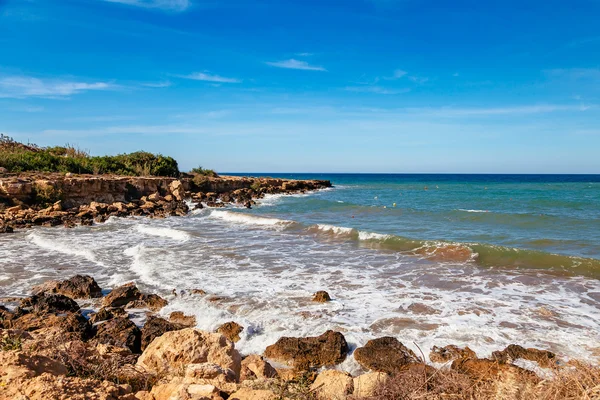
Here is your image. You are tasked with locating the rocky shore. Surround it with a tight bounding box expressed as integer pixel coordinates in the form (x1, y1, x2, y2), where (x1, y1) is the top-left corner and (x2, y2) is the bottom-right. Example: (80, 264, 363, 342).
(1, 275, 598, 400)
(0, 173, 331, 233)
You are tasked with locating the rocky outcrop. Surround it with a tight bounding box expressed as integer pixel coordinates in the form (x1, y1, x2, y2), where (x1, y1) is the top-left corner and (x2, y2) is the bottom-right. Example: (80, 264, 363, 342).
(32, 275, 103, 299)
(430, 344, 477, 363)
(19, 293, 80, 314)
(310, 369, 354, 400)
(102, 282, 142, 308)
(240, 355, 278, 381)
(353, 337, 420, 374)
(89, 307, 128, 324)
(492, 344, 557, 368)
(451, 357, 539, 382)
(217, 321, 244, 343)
(263, 330, 348, 369)
(141, 315, 186, 351)
(93, 317, 142, 354)
(352, 372, 389, 398)
(169, 311, 197, 327)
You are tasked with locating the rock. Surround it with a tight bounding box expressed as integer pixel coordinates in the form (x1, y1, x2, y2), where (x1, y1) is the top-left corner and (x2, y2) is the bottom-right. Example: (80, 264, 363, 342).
(169, 180, 185, 201)
(20, 293, 80, 314)
(228, 388, 276, 400)
(102, 282, 142, 308)
(406, 302, 440, 315)
(310, 369, 353, 400)
(185, 362, 238, 392)
(491, 344, 557, 368)
(312, 291, 331, 303)
(0, 351, 67, 381)
(263, 330, 348, 369)
(151, 381, 223, 400)
(136, 328, 242, 379)
(148, 192, 163, 202)
(89, 307, 128, 324)
(141, 315, 185, 351)
(170, 311, 197, 327)
(31, 275, 102, 299)
(352, 372, 389, 398)
(353, 337, 420, 374)
(93, 317, 142, 354)
(240, 355, 278, 381)
(217, 321, 244, 343)
(141, 293, 168, 312)
(451, 358, 538, 381)
(430, 344, 477, 363)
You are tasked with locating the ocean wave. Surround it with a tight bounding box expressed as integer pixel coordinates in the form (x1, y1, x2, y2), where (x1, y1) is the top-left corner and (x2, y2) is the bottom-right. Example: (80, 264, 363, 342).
(28, 232, 100, 264)
(458, 209, 491, 213)
(209, 210, 296, 228)
(135, 224, 190, 241)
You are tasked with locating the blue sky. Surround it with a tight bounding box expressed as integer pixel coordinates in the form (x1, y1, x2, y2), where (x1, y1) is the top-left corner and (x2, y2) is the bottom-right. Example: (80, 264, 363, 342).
(1, 0, 599, 173)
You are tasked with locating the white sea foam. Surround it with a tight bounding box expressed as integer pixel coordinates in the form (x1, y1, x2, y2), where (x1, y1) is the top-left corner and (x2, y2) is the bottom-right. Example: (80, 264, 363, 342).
(315, 224, 356, 236)
(28, 232, 100, 264)
(458, 209, 490, 213)
(135, 224, 190, 241)
(358, 231, 392, 241)
(209, 210, 294, 228)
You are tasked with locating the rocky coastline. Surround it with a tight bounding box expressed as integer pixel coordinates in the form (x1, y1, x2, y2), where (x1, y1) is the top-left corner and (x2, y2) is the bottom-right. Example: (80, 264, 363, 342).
(0, 173, 332, 233)
(1, 275, 595, 400)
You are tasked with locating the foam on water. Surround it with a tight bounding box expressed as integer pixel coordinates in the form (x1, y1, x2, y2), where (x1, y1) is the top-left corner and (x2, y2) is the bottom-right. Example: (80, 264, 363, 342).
(135, 224, 190, 241)
(209, 210, 295, 228)
(27, 231, 101, 265)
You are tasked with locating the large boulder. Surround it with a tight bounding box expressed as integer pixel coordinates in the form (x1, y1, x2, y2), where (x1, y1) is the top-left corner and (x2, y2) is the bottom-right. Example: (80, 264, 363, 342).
(93, 317, 142, 354)
(137, 328, 242, 379)
(141, 315, 185, 351)
(310, 369, 353, 400)
(263, 330, 348, 369)
(353, 337, 420, 374)
(32, 275, 102, 299)
(102, 282, 142, 308)
(19, 293, 80, 314)
(491, 344, 557, 368)
(430, 344, 477, 363)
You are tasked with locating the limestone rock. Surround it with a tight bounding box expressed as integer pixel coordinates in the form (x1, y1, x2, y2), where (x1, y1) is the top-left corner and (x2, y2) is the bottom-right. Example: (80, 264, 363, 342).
(491, 344, 557, 368)
(263, 330, 348, 369)
(228, 388, 276, 400)
(137, 328, 242, 379)
(32, 275, 102, 299)
(102, 282, 142, 308)
(353, 337, 420, 374)
(170, 311, 197, 327)
(310, 369, 353, 400)
(240, 355, 278, 381)
(151, 381, 223, 400)
(89, 307, 128, 324)
(0, 351, 67, 381)
(217, 321, 244, 343)
(12, 312, 92, 340)
(352, 372, 388, 398)
(93, 317, 142, 353)
(141, 315, 185, 351)
(430, 344, 477, 363)
(20, 293, 80, 314)
(451, 358, 539, 382)
(312, 291, 331, 303)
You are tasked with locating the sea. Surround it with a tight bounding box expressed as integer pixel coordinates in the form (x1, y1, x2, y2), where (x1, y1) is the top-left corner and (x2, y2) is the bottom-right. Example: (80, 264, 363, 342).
(1, 173, 600, 371)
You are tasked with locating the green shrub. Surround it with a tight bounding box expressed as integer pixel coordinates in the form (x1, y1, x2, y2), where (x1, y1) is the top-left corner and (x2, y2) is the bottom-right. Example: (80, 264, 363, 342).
(190, 166, 218, 177)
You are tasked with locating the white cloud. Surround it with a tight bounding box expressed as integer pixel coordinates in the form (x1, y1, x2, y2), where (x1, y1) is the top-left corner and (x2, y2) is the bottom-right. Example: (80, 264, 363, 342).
(0, 76, 117, 99)
(179, 72, 241, 83)
(392, 69, 407, 78)
(141, 81, 172, 88)
(103, 0, 191, 12)
(296, 52, 314, 57)
(266, 59, 326, 71)
(345, 86, 410, 95)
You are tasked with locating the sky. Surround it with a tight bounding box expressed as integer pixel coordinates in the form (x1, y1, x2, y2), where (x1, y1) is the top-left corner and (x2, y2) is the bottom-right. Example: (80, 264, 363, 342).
(0, 0, 599, 173)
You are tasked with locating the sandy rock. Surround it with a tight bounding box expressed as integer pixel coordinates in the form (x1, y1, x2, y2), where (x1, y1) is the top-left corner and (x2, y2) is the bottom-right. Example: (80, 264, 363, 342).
(151, 381, 223, 400)
(353, 337, 420, 374)
(93, 317, 142, 353)
(217, 321, 244, 343)
(491, 344, 557, 368)
(170, 311, 197, 327)
(169, 180, 185, 201)
(352, 372, 388, 398)
(102, 282, 143, 307)
(12, 312, 92, 340)
(20, 292, 80, 314)
(32, 275, 103, 299)
(137, 328, 242, 379)
(264, 330, 348, 369)
(240, 355, 278, 381)
(141, 315, 186, 350)
(430, 344, 477, 363)
(228, 388, 276, 400)
(310, 369, 353, 400)
(184, 363, 238, 393)
(312, 291, 331, 303)
(0, 351, 67, 381)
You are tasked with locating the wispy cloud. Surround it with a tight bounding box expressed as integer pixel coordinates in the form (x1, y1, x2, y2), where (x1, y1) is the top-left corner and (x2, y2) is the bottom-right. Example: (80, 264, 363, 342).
(266, 59, 326, 71)
(141, 81, 172, 88)
(178, 72, 241, 83)
(0, 75, 118, 99)
(384, 69, 407, 79)
(295, 52, 314, 57)
(403, 104, 593, 117)
(345, 86, 410, 95)
(103, 0, 191, 12)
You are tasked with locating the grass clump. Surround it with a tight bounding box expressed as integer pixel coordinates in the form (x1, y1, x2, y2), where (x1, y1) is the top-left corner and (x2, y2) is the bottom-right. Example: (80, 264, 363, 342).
(190, 166, 218, 177)
(0, 333, 23, 351)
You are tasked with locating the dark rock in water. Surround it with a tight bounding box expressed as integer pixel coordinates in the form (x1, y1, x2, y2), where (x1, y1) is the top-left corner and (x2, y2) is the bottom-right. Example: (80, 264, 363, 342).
(0, 224, 13, 233)
(264, 330, 348, 369)
(492, 344, 557, 368)
(141, 315, 186, 351)
(217, 321, 244, 343)
(19, 293, 80, 314)
(430, 344, 477, 363)
(32, 275, 103, 299)
(88, 307, 127, 324)
(312, 291, 331, 303)
(141, 294, 168, 312)
(169, 311, 196, 327)
(354, 337, 420, 374)
(93, 317, 142, 354)
(102, 282, 142, 308)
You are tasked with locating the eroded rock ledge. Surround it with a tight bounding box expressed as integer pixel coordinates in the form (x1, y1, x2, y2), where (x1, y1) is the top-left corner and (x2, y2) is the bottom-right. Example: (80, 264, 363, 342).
(0, 173, 331, 232)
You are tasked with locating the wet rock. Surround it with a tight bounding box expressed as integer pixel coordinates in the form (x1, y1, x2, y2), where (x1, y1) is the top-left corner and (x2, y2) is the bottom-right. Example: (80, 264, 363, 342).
(240, 355, 278, 381)
(430, 344, 477, 363)
(93, 317, 142, 354)
(169, 311, 197, 327)
(263, 330, 348, 369)
(354, 337, 420, 374)
(492, 344, 557, 368)
(141, 315, 185, 351)
(141, 293, 168, 311)
(102, 282, 142, 308)
(31, 275, 102, 299)
(312, 291, 331, 303)
(89, 306, 128, 324)
(310, 369, 353, 400)
(136, 328, 242, 379)
(217, 321, 244, 343)
(19, 293, 80, 314)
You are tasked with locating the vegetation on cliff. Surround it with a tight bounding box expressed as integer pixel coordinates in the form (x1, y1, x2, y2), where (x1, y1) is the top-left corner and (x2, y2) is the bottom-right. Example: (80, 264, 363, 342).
(0, 134, 180, 177)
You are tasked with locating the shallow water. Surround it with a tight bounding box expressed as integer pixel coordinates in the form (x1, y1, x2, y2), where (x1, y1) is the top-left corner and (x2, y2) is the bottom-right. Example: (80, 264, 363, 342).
(1, 174, 600, 372)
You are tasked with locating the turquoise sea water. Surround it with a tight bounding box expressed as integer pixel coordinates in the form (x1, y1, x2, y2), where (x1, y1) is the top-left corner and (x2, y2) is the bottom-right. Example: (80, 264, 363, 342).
(231, 173, 600, 277)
